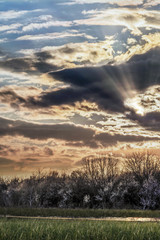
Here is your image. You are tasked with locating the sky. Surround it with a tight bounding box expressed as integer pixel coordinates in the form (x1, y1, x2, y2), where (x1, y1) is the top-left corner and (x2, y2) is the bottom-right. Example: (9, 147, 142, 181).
(0, 0, 160, 177)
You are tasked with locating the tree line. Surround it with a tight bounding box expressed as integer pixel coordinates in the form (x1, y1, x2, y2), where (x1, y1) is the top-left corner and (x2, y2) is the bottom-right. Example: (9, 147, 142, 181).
(1, 151, 160, 209)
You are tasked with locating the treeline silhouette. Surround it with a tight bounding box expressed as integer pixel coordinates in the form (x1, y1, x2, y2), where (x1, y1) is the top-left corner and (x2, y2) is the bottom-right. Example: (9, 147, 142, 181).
(1, 151, 160, 209)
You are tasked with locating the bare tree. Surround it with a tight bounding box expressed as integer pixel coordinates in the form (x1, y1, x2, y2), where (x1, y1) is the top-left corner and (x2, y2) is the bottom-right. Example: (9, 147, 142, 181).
(82, 155, 119, 183)
(124, 151, 160, 184)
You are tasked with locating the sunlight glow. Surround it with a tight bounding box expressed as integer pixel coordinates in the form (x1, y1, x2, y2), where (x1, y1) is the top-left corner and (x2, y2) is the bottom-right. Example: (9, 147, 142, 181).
(124, 96, 145, 116)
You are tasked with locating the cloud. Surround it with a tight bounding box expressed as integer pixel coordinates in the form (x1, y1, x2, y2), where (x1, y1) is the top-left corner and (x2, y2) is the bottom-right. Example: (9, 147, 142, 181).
(21, 158, 39, 162)
(22, 20, 72, 32)
(10, 32, 160, 74)
(0, 46, 159, 116)
(0, 157, 15, 165)
(16, 30, 96, 41)
(1, 31, 159, 79)
(0, 117, 159, 149)
(0, 38, 8, 43)
(0, 117, 95, 143)
(1, 59, 32, 72)
(144, 0, 160, 7)
(0, 88, 27, 109)
(0, 38, 114, 76)
(0, 0, 160, 176)
(127, 38, 137, 45)
(115, 32, 160, 62)
(128, 111, 160, 132)
(124, 85, 160, 116)
(38, 46, 158, 112)
(76, 8, 160, 36)
(0, 9, 41, 20)
(95, 132, 159, 146)
(0, 144, 18, 156)
(62, 0, 143, 6)
(42, 38, 114, 67)
(44, 147, 54, 156)
(47, 68, 124, 112)
(0, 23, 22, 32)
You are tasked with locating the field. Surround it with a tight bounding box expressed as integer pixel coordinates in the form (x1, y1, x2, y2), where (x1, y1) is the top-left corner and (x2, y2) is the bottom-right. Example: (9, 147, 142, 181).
(1, 208, 160, 240)
(0, 218, 160, 240)
(1, 207, 160, 218)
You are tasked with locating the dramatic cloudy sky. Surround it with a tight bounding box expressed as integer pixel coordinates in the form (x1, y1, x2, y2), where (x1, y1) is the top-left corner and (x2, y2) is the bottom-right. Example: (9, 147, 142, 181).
(0, 0, 160, 176)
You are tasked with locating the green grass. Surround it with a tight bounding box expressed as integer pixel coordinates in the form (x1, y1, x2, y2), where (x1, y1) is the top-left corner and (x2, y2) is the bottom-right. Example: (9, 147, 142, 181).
(0, 207, 160, 218)
(0, 218, 160, 240)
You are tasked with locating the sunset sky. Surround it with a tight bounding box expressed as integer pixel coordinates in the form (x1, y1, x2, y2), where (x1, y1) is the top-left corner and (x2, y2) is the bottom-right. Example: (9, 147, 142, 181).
(0, 0, 160, 177)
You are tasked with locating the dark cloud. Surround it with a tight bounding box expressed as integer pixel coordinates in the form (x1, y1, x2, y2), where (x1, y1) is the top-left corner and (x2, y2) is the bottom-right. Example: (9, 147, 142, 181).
(36, 87, 87, 107)
(23, 146, 36, 152)
(0, 157, 15, 165)
(0, 50, 4, 55)
(0, 144, 18, 156)
(65, 141, 89, 148)
(127, 47, 160, 90)
(0, 58, 33, 73)
(128, 111, 160, 131)
(0, 117, 95, 145)
(144, 15, 160, 26)
(34, 61, 60, 73)
(0, 117, 159, 148)
(0, 52, 59, 75)
(0, 89, 26, 109)
(21, 158, 39, 162)
(59, 46, 75, 54)
(48, 66, 125, 112)
(0, 145, 7, 151)
(35, 46, 159, 113)
(95, 132, 159, 146)
(34, 51, 60, 72)
(0, 47, 159, 115)
(35, 51, 53, 61)
(44, 147, 54, 156)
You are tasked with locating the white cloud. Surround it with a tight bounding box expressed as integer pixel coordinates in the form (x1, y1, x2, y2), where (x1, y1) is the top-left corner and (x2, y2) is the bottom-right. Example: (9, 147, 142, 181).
(18, 49, 38, 56)
(0, 38, 8, 43)
(0, 23, 22, 32)
(61, 0, 143, 6)
(124, 86, 160, 116)
(37, 15, 53, 21)
(75, 8, 160, 36)
(0, 9, 42, 20)
(42, 37, 115, 67)
(127, 38, 137, 45)
(16, 30, 96, 41)
(22, 20, 73, 32)
(5, 30, 22, 34)
(115, 32, 160, 63)
(144, 0, 160, 7)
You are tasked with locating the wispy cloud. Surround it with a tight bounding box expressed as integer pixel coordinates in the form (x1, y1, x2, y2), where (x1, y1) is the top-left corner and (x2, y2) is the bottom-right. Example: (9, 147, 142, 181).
(115, 32, 160, 62)
(22, 20, 73, 32)
(144, 0, 160, 7)
(16, 30, 96, 41)
(0, 9, 42, 20)
(0, 23, 22, 32)
(76, 8, 160, 36)
(63, 0, 159, 7)
(0, 38, 8, 43)
(61, 0, 144, 6)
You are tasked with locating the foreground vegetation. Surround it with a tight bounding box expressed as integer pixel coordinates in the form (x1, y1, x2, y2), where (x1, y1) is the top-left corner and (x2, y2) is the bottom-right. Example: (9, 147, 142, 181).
(1, 152, 160, 209)
(0, 218, 160, 240)
(1, 207, 160, 219)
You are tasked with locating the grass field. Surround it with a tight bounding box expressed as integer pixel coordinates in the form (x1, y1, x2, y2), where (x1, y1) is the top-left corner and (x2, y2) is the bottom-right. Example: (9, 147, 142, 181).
(0, 218, 160, 240)
(1, 207, 160, 218)
(1, 208, 160, 240)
